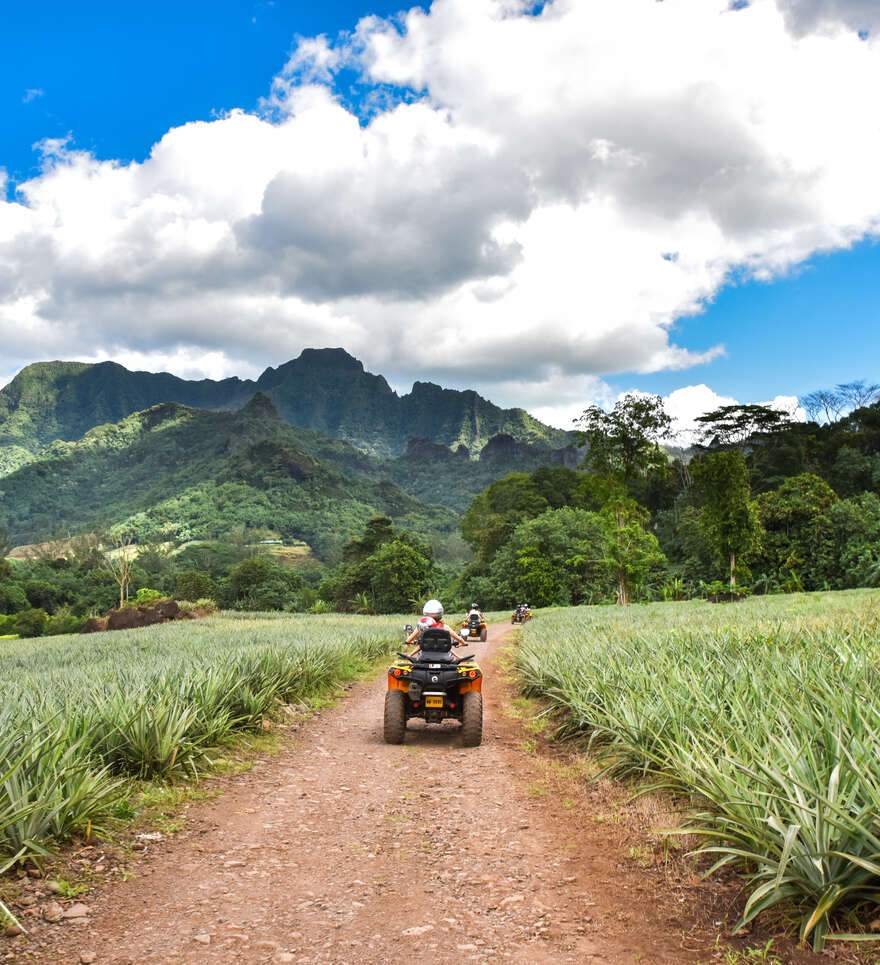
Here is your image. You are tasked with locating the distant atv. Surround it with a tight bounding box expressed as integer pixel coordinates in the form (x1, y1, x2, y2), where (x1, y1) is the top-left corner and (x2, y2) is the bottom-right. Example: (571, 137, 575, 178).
(460, 613, 488, 642)
(511, 608, 525, 625)
(384, 627, 483, 746)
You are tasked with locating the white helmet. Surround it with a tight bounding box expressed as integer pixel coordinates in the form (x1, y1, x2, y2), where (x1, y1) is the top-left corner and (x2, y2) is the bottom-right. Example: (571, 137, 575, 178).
(422, 599, 443, 619)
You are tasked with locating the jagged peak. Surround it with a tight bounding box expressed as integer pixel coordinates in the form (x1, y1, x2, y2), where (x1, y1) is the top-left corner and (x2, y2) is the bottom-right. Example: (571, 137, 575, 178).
(299, 347, 363, 369)
(238, 391, 281, 420)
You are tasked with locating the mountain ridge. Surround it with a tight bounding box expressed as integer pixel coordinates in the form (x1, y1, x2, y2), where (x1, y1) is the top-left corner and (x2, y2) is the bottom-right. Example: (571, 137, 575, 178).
(0, 348, 570, 475)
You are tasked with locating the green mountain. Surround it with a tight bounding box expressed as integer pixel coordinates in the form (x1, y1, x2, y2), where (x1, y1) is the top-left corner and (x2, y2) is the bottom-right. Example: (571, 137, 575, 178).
(390, 434, 579, 513)
(0, 348, 570, 475)
(0, 360, 254, 475)
(0, 394, 458, 559)
(0, 384, 580, 560)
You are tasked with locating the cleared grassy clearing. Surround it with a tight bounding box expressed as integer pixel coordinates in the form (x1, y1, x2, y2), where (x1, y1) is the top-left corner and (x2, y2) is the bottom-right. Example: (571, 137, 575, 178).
(0, 613, 397, 885)
(515, 590, 880, 951)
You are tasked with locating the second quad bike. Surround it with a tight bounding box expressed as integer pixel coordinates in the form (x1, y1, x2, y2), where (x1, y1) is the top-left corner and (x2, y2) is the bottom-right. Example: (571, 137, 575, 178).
(460, 613, 488, 642)
(384, 627, 483, 746)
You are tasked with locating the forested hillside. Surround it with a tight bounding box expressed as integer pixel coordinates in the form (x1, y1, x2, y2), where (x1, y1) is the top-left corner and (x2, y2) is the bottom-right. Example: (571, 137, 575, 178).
(0, 393, 458, 558)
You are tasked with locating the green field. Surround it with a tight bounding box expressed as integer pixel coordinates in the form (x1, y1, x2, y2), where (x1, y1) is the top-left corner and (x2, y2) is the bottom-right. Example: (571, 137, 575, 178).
(516, 590, 880, 949)
(0, 612, 399, 887)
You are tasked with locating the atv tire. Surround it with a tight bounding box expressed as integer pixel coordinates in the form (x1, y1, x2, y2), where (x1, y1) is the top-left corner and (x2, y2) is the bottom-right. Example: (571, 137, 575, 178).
(480, 629, 487, 642)
(383, 690, 406, 744)
(461, 691, 483, 747)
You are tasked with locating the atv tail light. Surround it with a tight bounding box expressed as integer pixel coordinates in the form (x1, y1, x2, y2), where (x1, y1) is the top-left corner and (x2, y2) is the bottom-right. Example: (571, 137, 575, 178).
(392, 668, 402, 677)
(469, 670, 478, 679)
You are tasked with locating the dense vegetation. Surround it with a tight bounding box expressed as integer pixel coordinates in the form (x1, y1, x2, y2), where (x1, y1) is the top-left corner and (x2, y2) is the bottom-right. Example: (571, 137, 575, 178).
(0, 511, 445, 632)
(0, 612, 397, 899)
(454, 391, 880, 606)
(516, 590, 880, 950)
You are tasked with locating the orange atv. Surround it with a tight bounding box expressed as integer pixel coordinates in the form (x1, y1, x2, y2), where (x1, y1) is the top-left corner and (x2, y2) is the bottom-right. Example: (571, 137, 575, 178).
(460, 613, 488, 642)
(384, 627, 483, 746)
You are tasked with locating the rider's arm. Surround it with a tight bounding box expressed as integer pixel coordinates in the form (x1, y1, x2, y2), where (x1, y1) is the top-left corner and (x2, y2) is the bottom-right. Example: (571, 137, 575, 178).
(405, 629, 420, 646)
(450, 629, 466, 646)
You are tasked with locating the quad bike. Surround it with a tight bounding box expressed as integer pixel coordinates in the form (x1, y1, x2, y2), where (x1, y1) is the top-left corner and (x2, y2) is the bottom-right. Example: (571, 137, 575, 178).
(384, 627, 483, 746)
(460, 613, 488, 642)
(511, 606, 531, 624)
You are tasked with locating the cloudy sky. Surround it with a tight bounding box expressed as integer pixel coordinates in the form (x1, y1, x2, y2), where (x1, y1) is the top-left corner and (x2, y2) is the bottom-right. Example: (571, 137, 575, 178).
(2, 0, 879, 431)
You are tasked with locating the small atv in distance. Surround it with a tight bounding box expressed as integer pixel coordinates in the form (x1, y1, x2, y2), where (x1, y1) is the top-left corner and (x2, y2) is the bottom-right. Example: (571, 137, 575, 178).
(384, 628, 483, 746)
(511, 605, 531, 624)
(460, 613, 488, 642)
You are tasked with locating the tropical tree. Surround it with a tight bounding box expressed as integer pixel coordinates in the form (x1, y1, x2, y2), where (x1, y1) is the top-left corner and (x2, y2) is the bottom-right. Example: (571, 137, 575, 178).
(836, 379, 880, 411)
(104, 531, 136, 609)
(694, 404, 791, 449)
(460, 474, 550, 563)
(598, 497, 666, 605)
(575, 394, 672, 486)
(755, 474, 838, 589)
(801, 389, 845, 424)
(691, 450, 761, 588)
(367, 540, 435, 613)
(814, 492, 880, 588)
(486, 507, 606, 607)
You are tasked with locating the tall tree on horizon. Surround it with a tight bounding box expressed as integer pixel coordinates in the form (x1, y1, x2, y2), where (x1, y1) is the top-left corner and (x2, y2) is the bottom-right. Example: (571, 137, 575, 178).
(691, 450, 761, 588)
(575, 394, 672, 488)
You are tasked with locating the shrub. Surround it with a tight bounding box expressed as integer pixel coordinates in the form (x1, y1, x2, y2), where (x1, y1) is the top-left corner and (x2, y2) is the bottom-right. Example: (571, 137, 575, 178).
(176, 569, 216, 601)
(0, 581, 28, 615)
(14, 608, 49, 638)
(45, 606, 87, 636)
(176, 598, 218, 616)
(24, 579, 59, 611)
(134, 588, 165, 607)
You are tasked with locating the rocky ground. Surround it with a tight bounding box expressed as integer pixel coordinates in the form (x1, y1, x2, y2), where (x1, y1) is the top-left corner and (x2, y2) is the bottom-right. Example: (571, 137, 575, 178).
(2, 623, 833, 965)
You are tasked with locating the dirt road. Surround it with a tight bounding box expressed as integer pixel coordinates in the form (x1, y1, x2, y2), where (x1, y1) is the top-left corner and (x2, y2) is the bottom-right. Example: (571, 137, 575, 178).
(10, 624, 820, 965)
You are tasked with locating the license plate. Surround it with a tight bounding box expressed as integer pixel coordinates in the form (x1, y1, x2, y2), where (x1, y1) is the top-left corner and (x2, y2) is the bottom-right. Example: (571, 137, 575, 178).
(425, 696, 443, 708)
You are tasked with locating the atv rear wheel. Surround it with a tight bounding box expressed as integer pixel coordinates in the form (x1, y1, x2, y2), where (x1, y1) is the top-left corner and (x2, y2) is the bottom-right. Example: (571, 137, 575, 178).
(461, 691, 483, 747)
(480, 629, 487, 642)
(383, 690, 406, 744)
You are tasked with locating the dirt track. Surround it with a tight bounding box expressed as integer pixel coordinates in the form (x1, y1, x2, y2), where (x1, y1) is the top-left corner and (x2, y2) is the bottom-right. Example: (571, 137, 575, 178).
(11, 623, 824, 964)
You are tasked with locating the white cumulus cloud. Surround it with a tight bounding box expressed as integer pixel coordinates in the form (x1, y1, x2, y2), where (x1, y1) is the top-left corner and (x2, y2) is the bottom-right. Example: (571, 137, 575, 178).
(1, 0, 879, 413)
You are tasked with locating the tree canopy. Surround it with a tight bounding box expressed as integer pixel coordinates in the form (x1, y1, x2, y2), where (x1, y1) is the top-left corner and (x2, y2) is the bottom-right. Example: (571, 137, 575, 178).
(575, 394, 672, 485)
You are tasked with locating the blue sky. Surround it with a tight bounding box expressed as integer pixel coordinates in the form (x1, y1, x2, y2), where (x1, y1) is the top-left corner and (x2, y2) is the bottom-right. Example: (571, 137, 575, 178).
(2, 0, 879, 429)
(1, 1, 404, 186)
(629, 238, 880, 404)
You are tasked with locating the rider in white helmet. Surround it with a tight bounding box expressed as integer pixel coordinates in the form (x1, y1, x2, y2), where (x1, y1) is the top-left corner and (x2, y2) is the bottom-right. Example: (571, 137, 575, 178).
(406, 599, 466, 650)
